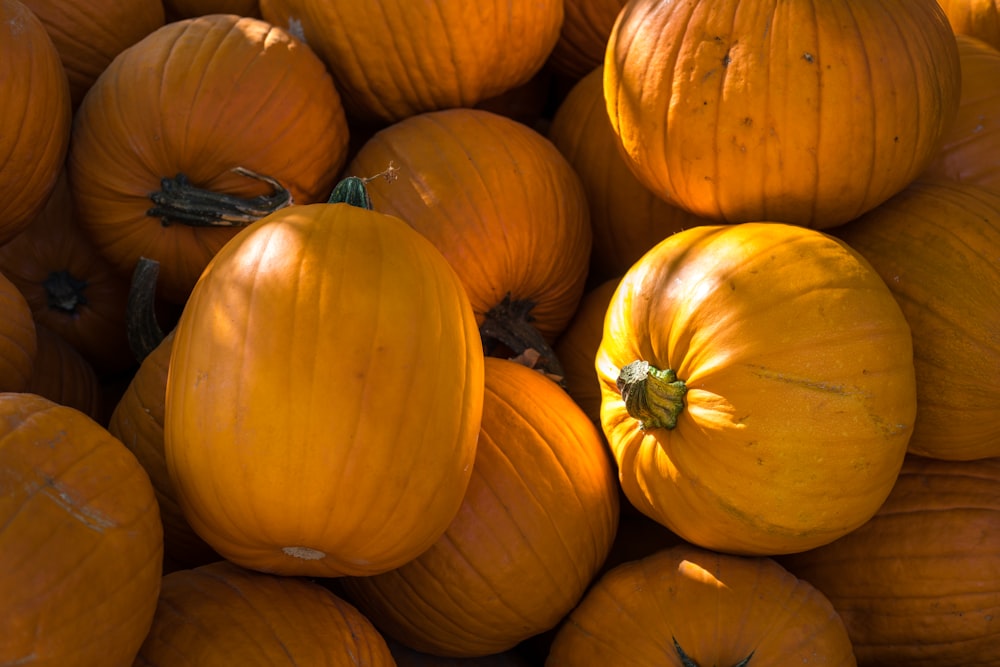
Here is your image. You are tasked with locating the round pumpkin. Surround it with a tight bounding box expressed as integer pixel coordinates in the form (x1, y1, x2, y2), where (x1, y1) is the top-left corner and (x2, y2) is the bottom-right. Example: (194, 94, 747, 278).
(604, 0, 961, 228)
(597, 222, 917, 555)
(0, 270, 37, 393)
(546, 0, 627, 80)
(546, 543, 857, 666)
(0, 0, 71, 245)
(0, 392, 163, 666)
(135, 560, 395, 665)
(340, 357, 619, 657)
(67, 13, 350, 304)
(937, 0, 1000, 50)
(779, 454, 1000, 666)
(27, 324, 104, 421)
(164, 178, 485, 578)
(258, 0, 563, 124)
(834, 179, 1000, 461)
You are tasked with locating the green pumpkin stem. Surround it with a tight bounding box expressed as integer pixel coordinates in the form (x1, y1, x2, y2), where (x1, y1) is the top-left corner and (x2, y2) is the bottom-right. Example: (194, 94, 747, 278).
(147, 167, 292, 227)
(617, 360, 687, 430)
(672, 637, 754, 667)
(125, 257, 166, 363)
(479, 293, 566, 386)
(328, 162, 400, 209)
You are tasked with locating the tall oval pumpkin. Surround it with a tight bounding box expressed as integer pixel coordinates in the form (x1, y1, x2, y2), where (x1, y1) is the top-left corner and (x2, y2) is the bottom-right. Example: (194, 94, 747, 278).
(164, 180, 485, 578)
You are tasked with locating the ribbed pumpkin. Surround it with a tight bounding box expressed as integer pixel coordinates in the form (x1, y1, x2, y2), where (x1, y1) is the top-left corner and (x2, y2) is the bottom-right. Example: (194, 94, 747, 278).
(27, 325, 104, 421)
(597, 222, 917, 555)
(921, 34, 1000, 191)
(0, 270, 37, 393)
(0, 0, 71, 245)
(937, 0, 1000, 50)
(0, 392, 163, 667)
(135, 560, 395, 666)
(258, 0, 563, 124)
(546, 0, 627, 80)
(604, 0, 961, 228)
(67, 13, 350, 304)
(547, 66, 714, 283)
(546, 543, 857, 666)
(779, 454, 1000, 666)
(339, 357, 619, 657)
(19, 0, 165, 108)
(164, 178, 485, 578)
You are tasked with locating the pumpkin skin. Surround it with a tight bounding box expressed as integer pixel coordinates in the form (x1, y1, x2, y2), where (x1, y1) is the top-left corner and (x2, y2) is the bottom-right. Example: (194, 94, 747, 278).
(545, 543, 857, 666)
(937, 0, 1000, 50)
(0, 392, 163, 667)
(779, 455, 1000, 666)
(597, 222, 917, 556)
(67, 14, 350, 304)
(258, 0, 563, 124)
(834, 179, 1000, 460)
(0, 0, 72, 245)
(165, 192, 485, 578)
(134, 560, 395, 666)
(164, 0, 260, 21)
(0, 270, 37, 393)
(547, 0, 627, 80)
(604, 0, 961, 229)
(339, 358, 619, 657)
(27, 324, 104, 421)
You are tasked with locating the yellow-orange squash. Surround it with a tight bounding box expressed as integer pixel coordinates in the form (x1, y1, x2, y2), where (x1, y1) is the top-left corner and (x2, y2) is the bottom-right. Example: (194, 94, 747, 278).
(0, 392, 163, 666)
(937, 0, 1000, 50)
(597, 223, 917, 555)
(164, 178, 485, 578)
(604, 0, 961, 228)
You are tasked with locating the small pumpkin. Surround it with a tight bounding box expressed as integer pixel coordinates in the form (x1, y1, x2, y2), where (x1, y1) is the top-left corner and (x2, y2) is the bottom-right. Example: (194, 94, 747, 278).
(27, 324, 104, 421)
(546, 0, 627, 80)
(597, 222, 917, 555)
(936, 0, 1000, 50)
(0, 269, 37, 393)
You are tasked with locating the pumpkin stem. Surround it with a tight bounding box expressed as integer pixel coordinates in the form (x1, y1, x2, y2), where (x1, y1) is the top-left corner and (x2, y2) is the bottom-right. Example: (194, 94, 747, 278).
(43, 270, 88, 313)
(147, 167, 292, 227)
(480, 293, 566, 386)
(672, 637, 754, 667)
(617, 360, 687, 430)
(328, 162, 399, 209)
(125, 257, 166, 363)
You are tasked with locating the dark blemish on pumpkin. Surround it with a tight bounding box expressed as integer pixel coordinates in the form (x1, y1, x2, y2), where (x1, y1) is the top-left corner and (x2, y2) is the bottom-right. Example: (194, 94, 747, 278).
(743, 117, 753, 127)
(894, 136, 899, 142)
(802, 52, 814, 63)
(757, 458, 764, 466)
(703, 100, 709, 106)
(729, 279, 736, 290)
(722, 52, 732, 67)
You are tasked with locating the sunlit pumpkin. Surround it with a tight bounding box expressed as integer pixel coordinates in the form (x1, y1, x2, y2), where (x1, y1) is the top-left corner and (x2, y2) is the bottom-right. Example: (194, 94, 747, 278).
(936, 0, 1000, 50)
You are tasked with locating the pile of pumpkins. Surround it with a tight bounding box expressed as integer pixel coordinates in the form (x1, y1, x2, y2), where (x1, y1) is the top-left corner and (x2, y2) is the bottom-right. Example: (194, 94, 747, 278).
(1, 0, 999, 664)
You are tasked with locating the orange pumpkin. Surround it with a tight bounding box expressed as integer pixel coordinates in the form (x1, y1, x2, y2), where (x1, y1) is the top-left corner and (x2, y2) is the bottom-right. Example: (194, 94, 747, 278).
(0, 392, 163, 666)
(259, 0, 563, 123)
(0, 270, 37, 393)
(340, 358, 619, 657)
(597, 222, 917, 555)
(604, 0, 961, 228)
(164, 177, 485, 577)
(0, 0, 71, 245)
(67, 14, 350, 304)
(27, 325, 104, 421)
(547, 0, 627, 80)
(135, 560, 395, 665)
(937, 0, 1000, 50)
(164, 0, 260, 21)
(834, 179, 1000, 460)
(779, 454, 1000, 666)
(546, 543, 857, 666)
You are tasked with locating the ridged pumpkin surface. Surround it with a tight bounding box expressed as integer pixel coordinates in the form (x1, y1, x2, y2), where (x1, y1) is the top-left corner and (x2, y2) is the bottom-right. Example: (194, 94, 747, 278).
(597, 223, 917, 555)
(165, 197, 485, 578)
(0, 270, 37, 393)
(937, 0, 1000, 50)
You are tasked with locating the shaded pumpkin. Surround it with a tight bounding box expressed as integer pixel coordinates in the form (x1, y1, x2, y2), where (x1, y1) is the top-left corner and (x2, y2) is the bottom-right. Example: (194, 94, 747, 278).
(545, 543, 857, 666)
(597, 222, 917, 555)
(0, 269, 37, 392)
(546, 0, 627, 80)
(386, 638, 530, 667)
(340, 357, 619, 657)
(936, 0, 1000, 50)
(834, 178, 1000, 460)
(27, 324, 103, 422)
(604, 0, 961, 228)
(163, 0, 260, 21)
(0, 392, 163, 667)
(164, 177, 485, 577)
(67, 13, 350, 304)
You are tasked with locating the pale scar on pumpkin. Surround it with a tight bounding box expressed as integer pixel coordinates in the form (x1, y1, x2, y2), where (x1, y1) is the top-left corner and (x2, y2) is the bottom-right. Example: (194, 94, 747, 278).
(282, 546, 326, 560)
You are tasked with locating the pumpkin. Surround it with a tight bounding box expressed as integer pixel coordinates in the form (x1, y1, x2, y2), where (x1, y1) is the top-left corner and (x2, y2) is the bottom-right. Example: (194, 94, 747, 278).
(834, 179, 1000, 460)
(19, 0, 164, 108)
(937, 0, 1000, 50)
(0, 270, 37, 393)
(604, 0, 961, 228)
(164, 0, 260, 21)
(67, 13, 350, 304)
(597, 222, 917, 555)
(547, 0, 627, 80)
(546, 543, 857, 666)
(921, 34, 1000, 191)
(547, 66, 715, 283)
(0, 392, 163, 666)
(259, 0, 563, 124)
(346, 108, 592, 378)
(0, 0, 71, 245)
(135, 560, 394, 665)
(386, 638, 530, 667)
(339, 357, 619, 657)
(779, 454, 1000, 666)
(27, 324, 104, 421)
(164, 177, 485, 578)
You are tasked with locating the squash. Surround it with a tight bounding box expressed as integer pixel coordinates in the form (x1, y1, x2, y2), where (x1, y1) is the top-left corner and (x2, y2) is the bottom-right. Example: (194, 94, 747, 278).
(604, 0, 961, 228)
(546, 543, 857, 666)
(597, 222, 917, 555)
(834, 179, 1000, 460)
(164, 177, 485, 577)
(27, 325, 104, 421)
(258, 0, 563, 124)
(779, 454, 1000, 666)
(0, 0, 71, 245)
(0, 392, 163, 666)
(339, 357, 619, 657)
(546, 0, 627, 80)
(936, 0, 1000, 50)
(164, 0, 259, 21)
(67, 14, 350, 304)
(0, 270, 37, 393)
